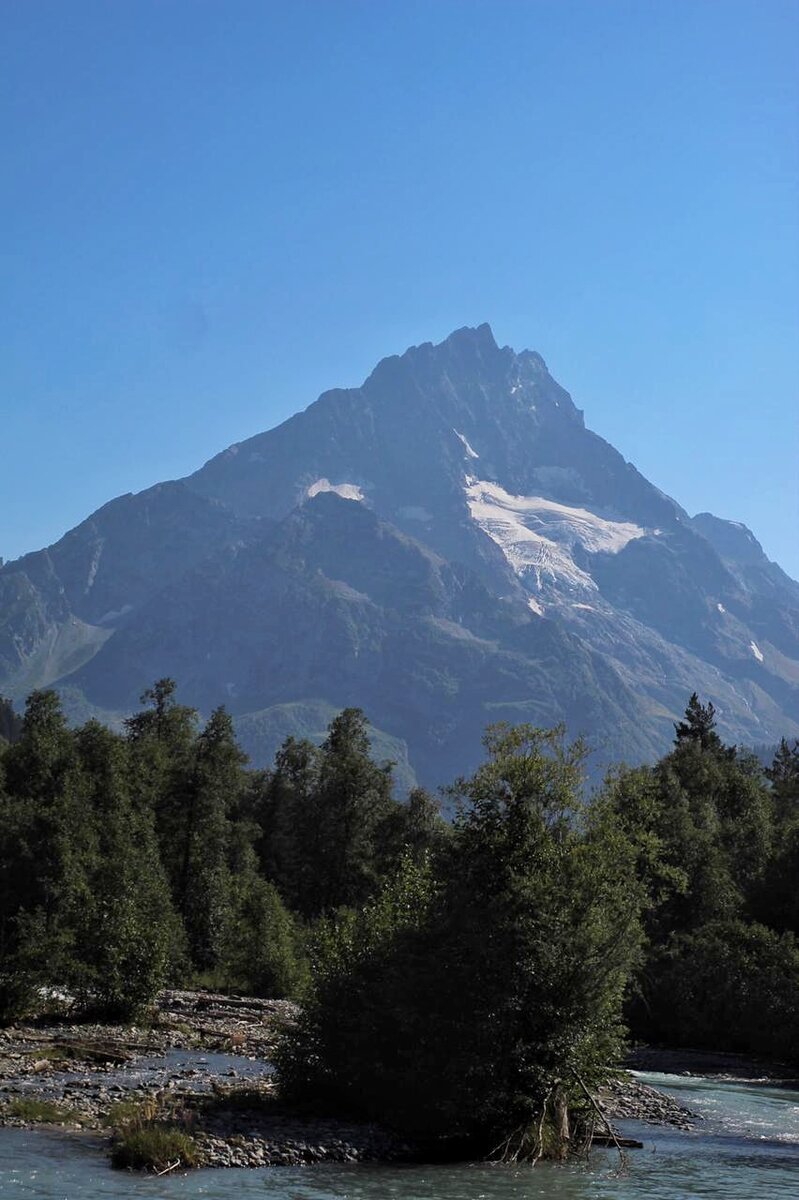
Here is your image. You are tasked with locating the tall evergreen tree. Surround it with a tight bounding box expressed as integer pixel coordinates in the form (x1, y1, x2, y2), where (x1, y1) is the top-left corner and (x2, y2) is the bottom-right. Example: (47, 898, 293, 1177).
(673, 692, 728, 753)
(179, 707, 246, 970)
(252, 736, 322, 911)
(255, 712, 397, 918)
(0, 693, 91, 1017)
(766, 737, 799, 815)
(310, 708, 396, 915)
(67, 721, 178, 1018)
(125, 679, 198, 901)
(0, 693, 88, 959)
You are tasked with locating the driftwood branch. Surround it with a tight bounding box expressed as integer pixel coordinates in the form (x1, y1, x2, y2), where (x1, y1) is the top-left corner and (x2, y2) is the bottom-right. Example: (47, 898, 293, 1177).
(155, 1159, 181, 1176)
(527, 1084, 555, 1167)
(574, 1074, 628, 1172)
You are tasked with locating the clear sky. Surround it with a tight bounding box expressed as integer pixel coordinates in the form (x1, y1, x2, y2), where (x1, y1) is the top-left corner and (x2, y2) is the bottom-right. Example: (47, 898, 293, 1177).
(2, 0, 797, 576)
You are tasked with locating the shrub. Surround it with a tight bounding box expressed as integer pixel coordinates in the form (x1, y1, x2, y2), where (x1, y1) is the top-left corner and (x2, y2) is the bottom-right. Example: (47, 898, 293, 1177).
(108, 1096, 199, 1172)
(111, 1126, 199, 1171)
(3, 1098, 76, 1123)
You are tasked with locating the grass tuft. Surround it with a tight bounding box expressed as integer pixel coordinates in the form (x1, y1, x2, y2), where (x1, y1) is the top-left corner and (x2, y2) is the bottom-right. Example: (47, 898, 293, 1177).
(3, 1098, 76, 1123)
(108, 1095, 199, 1172)
(111, 1125, 199, 1171)
(104, 1097, 160, 1130)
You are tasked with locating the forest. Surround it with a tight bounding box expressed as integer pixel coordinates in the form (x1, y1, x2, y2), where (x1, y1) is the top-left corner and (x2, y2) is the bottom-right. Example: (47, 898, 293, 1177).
(0, 684, 797, 1159)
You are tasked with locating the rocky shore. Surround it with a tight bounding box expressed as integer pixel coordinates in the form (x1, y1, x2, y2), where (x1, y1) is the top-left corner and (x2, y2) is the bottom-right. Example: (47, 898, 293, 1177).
(0, 990, 710, 1169)
(0, 989, 408, 1166)
(599, 1074, 696, 1131)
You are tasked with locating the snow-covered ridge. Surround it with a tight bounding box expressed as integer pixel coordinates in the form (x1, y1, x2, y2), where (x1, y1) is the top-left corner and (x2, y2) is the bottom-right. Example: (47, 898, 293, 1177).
(307, 478, 364, 502)
(465, 478, 645, 595)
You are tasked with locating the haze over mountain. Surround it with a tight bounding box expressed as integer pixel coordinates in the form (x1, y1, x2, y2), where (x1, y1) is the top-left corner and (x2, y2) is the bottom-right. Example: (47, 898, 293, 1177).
(2, 326, 797, 786)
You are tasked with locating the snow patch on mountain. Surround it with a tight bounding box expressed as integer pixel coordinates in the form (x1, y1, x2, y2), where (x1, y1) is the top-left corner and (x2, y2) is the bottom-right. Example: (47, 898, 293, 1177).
(750, 641, 764, 663)
(85, 540, 104, 593)
(454, 430, 479, 459)
(465, 479, 645, 595)
(307, 478, 364, 502)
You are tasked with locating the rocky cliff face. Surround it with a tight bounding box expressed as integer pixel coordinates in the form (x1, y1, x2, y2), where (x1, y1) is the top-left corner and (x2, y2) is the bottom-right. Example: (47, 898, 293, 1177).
(2, 326, 797, 785)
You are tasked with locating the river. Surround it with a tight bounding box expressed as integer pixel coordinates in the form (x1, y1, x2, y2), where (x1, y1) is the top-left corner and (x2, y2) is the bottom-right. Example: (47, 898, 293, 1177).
(1, 1072, 797, 1199)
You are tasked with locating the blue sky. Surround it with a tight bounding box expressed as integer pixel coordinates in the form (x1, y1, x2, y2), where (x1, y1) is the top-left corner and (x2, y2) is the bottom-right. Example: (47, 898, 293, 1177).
(2, 0, 797, 575)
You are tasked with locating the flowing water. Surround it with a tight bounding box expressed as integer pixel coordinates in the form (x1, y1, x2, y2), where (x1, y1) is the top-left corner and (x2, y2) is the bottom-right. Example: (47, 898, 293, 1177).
(9, 1050, 274, 1103)
(1, 1072, 798, 1199)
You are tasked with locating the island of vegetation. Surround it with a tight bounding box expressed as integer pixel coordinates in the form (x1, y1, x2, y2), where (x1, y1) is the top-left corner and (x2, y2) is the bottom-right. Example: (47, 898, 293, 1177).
(0, 685, 797, 1171)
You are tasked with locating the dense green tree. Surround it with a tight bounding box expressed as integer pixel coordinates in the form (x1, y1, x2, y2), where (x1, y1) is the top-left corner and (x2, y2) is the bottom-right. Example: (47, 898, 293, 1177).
(309, 708, 396, 914)
(66, 722, 179, 1018)
(178, 708, 247, 970)
(3, 689, 76, 804)
(767, 737, 799, 816)
(125, 679, 198, 881)
(375, 786, 449, 874)
(252, 737, 322, 911)
(0, 692, 90, 1016)
(607, 696, 787, 1060)
(5, 671, 795, 1101)
(255, 711, 399, 918)
(644, 920, 799, 1065)
(279, 725, 644, 1158)
(750, 740, 799, 936)
(611, 698, 773, 942)
(220, 874, 307, 999)
(673, 692, 729, 754)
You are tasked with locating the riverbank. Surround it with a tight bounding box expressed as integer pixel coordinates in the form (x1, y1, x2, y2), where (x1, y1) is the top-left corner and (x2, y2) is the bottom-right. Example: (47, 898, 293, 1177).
(599, 1073, 696, 1130)
(3, 1071, 799, 1199)
(0, 989, 409, 1166)
(1, 990, 719, 1170)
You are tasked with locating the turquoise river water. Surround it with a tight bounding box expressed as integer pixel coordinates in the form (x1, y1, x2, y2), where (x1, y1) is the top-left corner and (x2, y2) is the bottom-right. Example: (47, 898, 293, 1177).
(1, 1072, 798, 1199)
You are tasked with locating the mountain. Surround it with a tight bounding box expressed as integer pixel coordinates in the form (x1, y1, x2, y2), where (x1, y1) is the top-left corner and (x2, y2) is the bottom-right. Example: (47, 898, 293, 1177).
(2, 325, 797, 786)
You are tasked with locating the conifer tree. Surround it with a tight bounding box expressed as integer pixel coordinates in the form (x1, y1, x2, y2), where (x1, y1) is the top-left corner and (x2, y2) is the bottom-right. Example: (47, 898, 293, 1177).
(67, 721, 178, 1018)
(125, 679, 198, 902)
(0, 693, 90, 1016)
(1, 693, 88, 958)
(252, 736, 322, 911)
(766, 737, 799, 815)
(310, 708, 395, 914)
(673, 692, 727, 753)
(180, 707, 246, 970)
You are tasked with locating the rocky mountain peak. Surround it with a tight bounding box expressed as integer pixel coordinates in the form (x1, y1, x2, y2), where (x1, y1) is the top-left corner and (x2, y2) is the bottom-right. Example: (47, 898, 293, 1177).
(1, 327, 797, 785)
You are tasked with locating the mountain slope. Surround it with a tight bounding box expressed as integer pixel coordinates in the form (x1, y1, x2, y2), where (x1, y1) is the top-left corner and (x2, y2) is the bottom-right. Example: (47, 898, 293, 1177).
(2, 326, 797, 784)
